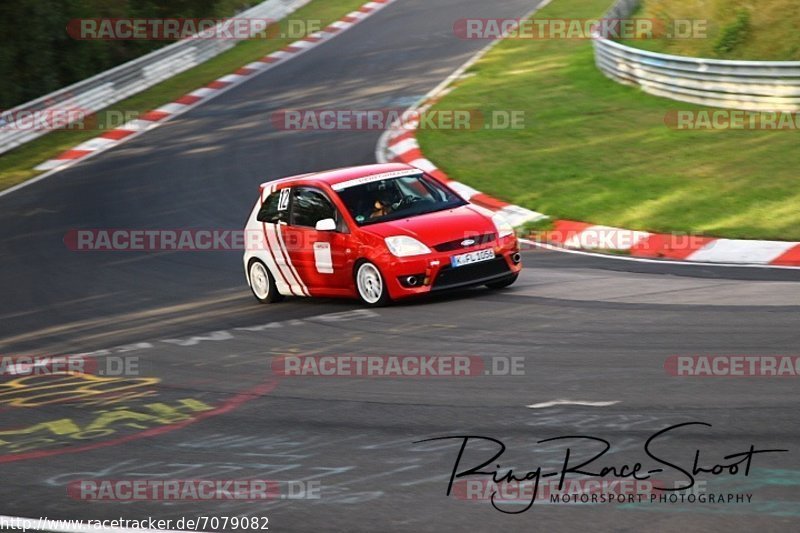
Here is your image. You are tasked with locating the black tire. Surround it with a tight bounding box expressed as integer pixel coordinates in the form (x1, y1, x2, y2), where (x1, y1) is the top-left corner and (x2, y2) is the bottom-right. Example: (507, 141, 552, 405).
(248, 259, 284, 304)
(486, 273, 519, 290)
(354, 260, 391, 307)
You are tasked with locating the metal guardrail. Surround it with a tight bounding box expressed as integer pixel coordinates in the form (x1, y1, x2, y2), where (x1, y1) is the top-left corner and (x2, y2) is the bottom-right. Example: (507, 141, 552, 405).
(593, 0, 800, 112)
(0, 0, 310, 155)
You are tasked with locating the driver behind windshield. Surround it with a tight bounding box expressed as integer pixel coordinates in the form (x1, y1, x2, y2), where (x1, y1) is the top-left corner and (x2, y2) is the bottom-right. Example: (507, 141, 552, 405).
(369, 180, 401, 220)
(338, 173, 466, 226)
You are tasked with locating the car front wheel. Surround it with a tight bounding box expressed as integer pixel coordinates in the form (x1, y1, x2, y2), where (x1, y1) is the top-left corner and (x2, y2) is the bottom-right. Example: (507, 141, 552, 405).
(355, 261, 391, 306)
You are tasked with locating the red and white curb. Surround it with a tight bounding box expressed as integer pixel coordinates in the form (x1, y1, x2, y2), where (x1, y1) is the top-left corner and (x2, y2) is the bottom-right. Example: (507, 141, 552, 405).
(375, 1, 800, 268)
(536, 220, 800, 266)
(32, 0, 396, 173)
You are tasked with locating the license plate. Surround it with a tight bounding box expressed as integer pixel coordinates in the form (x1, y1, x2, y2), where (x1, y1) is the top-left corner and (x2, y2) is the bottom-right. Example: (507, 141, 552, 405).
(451, 248, 495, 268)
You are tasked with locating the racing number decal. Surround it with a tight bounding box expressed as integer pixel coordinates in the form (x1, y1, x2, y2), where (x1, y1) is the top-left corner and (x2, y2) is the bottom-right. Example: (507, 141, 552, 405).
(313, 242, 334, 274)
(277, 188, 291, 212)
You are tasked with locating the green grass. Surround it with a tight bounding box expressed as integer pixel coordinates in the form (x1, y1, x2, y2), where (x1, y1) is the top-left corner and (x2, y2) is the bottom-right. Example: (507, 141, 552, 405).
(0, 0, 367, 192)
(416, 0, 800, 241)
(620, 0, 800, 60)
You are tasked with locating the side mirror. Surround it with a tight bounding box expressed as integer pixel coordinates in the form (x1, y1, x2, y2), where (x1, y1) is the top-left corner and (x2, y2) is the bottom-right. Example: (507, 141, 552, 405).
(315, 218, 336, 231)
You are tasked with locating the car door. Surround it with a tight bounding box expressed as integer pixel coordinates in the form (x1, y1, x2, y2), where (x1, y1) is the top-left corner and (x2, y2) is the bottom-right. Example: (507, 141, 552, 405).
(255, 186, 309, 297)
(283, 186, 354, 295)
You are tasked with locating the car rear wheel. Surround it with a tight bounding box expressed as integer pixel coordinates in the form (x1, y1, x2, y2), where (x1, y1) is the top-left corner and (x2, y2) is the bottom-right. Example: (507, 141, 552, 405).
(486, 273, 519, 290)
(355, 261, 391, 306)
(248, 259, 284, 304)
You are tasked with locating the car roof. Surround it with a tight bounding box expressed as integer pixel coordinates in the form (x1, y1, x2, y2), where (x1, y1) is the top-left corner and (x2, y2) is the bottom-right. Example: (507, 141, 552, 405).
(260, 163, 418, 191)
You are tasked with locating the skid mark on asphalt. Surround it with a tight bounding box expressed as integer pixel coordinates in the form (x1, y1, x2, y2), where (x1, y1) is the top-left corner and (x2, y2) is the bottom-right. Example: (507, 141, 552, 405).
(61, 309, 378, 358)
(0, 291, 247, 350)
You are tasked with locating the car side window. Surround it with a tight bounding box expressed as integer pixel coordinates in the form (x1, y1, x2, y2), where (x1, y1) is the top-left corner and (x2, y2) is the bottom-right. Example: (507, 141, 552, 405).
(290, 188, 338, 229)
(256, 191, 285, 223)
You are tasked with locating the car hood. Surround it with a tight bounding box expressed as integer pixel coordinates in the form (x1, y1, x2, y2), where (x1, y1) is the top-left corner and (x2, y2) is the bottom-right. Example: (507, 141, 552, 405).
(359, 204, 496, 246)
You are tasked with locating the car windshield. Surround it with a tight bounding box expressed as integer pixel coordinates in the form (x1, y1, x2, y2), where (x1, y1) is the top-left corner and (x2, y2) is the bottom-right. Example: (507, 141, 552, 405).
(336, 173, 467, 226)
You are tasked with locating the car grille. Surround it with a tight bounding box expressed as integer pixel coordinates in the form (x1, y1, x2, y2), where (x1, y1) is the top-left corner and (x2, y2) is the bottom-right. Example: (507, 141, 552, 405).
(432, 257, 511, 290)
(433, 233, 496, 252)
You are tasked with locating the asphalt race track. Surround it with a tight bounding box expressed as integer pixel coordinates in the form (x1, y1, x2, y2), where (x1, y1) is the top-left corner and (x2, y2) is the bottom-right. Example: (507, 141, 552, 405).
(0, 0, 798, 531)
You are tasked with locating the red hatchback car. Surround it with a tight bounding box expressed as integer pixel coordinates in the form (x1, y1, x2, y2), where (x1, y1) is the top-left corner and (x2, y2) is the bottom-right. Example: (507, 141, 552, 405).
(243, 163, 521, 306)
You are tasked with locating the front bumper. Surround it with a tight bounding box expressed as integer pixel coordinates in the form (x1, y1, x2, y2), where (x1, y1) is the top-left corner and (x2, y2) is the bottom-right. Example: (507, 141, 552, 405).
(381, 236, 521, 300)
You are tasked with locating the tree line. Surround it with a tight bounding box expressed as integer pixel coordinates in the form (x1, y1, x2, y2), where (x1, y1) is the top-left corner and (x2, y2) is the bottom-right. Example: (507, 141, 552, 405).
(0, 0, 252, 109)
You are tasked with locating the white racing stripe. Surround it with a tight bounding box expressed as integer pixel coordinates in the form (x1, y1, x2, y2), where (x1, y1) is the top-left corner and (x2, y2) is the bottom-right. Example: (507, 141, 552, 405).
(276, 223, 310, 296)
(262, 183, 310, 296)
(263, 224, 300, 295)
(261, 186, 302, 296)
(255, 190, 291, 295)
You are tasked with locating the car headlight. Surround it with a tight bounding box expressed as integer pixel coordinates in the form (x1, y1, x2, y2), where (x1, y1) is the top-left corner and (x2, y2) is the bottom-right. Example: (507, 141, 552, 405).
(492, 213, 515, 238)
(384, 236, 432, 257)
